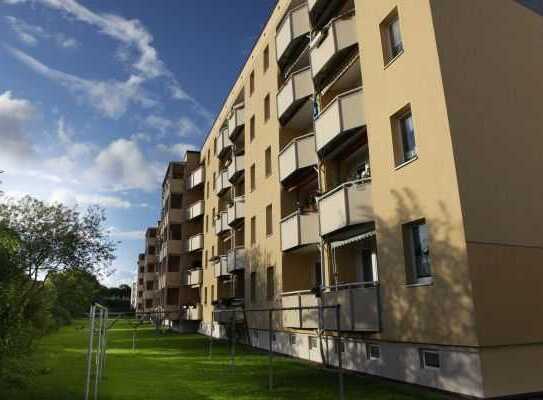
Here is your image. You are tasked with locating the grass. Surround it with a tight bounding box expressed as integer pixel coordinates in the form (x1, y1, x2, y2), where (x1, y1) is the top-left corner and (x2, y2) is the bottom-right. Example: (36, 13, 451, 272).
(2, 319, 448, 400)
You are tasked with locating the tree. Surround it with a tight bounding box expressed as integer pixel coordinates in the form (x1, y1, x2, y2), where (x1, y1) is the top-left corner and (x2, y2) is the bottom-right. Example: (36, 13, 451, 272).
(0, 196, 116, 307)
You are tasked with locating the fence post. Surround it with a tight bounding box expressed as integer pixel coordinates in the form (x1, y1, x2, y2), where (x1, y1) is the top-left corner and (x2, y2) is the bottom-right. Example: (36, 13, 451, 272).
(336, 304, 344, 400)
(268, 309, 273, 391)
(84, 305, 95, 400)
(94, 308, 104, 400)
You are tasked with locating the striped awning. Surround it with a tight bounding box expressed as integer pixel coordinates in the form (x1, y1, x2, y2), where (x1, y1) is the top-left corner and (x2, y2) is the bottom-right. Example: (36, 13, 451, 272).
(330, 231, 376, 249)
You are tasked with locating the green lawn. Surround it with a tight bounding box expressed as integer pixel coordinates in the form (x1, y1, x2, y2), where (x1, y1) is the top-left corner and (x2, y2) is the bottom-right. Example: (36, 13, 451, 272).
(2, 320, 447, 400)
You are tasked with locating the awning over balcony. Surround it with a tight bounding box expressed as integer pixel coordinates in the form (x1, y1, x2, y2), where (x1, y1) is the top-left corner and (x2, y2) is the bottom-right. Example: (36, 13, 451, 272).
(330, 230, 375, 249)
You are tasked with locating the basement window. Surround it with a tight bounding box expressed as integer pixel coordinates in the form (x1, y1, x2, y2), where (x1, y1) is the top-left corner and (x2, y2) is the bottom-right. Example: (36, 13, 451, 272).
(308, 336, 318, 350)
(420, 349, 440, 369)
(289, 334, 296, 345)
(366, 344, 381, 360)
(334, 340, 345, 353)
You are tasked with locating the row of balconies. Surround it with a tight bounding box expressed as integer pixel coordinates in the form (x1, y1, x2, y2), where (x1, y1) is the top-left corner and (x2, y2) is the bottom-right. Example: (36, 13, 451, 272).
(213, 247, 247, 278)
(158, 233, 204, 261)
(281, 284, 380, 332)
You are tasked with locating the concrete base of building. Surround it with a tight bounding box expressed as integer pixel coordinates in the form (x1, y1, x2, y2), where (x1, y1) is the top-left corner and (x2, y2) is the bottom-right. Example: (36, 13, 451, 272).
(196, 323, 543, 399)
(169, 320, 200, 333)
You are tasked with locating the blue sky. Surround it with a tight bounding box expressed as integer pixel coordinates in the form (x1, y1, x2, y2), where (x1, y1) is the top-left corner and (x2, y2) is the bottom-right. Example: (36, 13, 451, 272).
(0, 0, 276, 286)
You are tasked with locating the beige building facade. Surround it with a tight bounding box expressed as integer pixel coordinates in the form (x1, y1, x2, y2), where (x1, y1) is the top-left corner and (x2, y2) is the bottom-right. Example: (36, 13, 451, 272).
(135, 1, 543, 397)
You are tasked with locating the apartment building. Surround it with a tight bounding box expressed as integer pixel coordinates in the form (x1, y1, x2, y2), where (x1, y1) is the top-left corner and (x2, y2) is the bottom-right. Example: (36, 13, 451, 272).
(134, 0, 543, 397)
(142, 227, 158, 314)
(135, 253, 144, 314)
(155, 154, 205, 328)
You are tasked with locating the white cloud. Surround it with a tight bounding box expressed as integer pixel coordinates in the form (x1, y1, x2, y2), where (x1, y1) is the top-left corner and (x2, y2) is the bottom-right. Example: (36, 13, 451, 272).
(144, 114, 172, 135)
(7, 46, 154, 118)
(87, 138, 162, 192)
(129, 132, 151, 143)
(177, 116, 200, 138)
(157, 142, 197, 160)
(0, 91, 36, 167)
(49, 188, 133, 208)
(144, 114, 201, 138)
(108, 227, 145, 240)
(5, 16, 79, 48)
(56, 117, 95, 158)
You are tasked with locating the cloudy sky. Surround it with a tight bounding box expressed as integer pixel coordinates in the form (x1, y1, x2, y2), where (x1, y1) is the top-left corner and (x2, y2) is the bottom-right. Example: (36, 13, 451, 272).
(0, 0, 275, 286)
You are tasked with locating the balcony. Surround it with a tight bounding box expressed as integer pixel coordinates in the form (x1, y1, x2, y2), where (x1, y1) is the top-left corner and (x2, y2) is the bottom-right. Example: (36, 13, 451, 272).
(215, 211, 229, 235)
(228, 105, 245, 141)
(214, 256, 229, 278)
(315, 87, 365, 158)
(228, 155, 245, 183)
(144, 271, 156, 282)
(276, 3, 310, 69)
(162, 207, 184, 229)
(280, 210, 320, 252)
(187, 200, 204, 221)
(143, 290, 155, 300)
(311, 13, 357, 87)
(187, 166, 204, 190)
(318, 179, 373, 236)
(186, 269, 202, 287)
(158, 272, 181, 289)
(281, 291, 318, 329)
(160, 239, 184, 261)
(213, 307, 244, 324)
(309, 0, 348, 29)
(215, 169, 231, 196)
(277, 67, 314, 125)
(163, 177, 185, 200)
(322, 285, 380, 331)
(217, 127, 232, 158)
(279, 133, 318, 185)
(227, 197, 245, 226)
(187, 233, 204, 253)
(227, 247, 246, 273)
(185, 304, 203, 321)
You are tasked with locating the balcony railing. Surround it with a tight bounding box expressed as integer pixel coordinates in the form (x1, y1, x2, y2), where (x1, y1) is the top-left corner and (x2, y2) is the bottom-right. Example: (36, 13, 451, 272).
(277, 67, 313, 125)
(322, 284, 380, 331)
(163, 177, 185, 201)
(280, 210, 320, 251)
(227, 197, 245, 226)
(185, 269, 202, 287)
(311, 12, 357, 85)
(159, 239, 184, 262)
(281, 290, 319, 329)
(276, 3, 310, 67)
(227, 247, 246, 273)
(162, 207, 184, 229)
(158, 272, 181, 290)
(215, 211, 229, 235)
(217, 127, 232, 158)
(187, 200, 204, 221)
(318, 179, 373, 236)
(228, 155, 245, 183)
(315, 87, 365, 156)
(215, 169, 231, 196)
(187, 166, 204, 190)
(228, 105, 245, 140)
(185, 304, 203, 321)
(279, 133, 318, 184)
(214, 256, 229, 278)
(187, 233, 204, 253)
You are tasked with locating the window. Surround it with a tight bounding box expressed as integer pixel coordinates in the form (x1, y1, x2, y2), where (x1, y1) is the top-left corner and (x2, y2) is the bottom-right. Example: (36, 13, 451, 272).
(213, 172, 216, 189)
(250, 271, 256, 303)
(211, 245, 215, 258)
(168, 255, 180, 272)
(205, 250, 208, 268)
(147, 246, 155, 255)
(170, 224, 182, 240)
(380, 8, 403, 64)
(167, 288, 179, 305)
(249, 70, 255, 95)
(289, 334, 296, 345)
(212, 208, 215, 226)
(264, 94, 271, 121)
(138, 278, 143, 285)
(204, 287, 208, 305)
(147, 263, 155, 273)
(250, 115, 255, 142)
(265, 204, 273, 236)
(266, 266, 274, 300)
(265, 146, 272, 177)
(334, 340, 345, 353)
(366, 344, 381, 360)
(146, 281, 153, 290)
(207, 149, 210, 165)
(309, 336, 318, 350)
(145, 299, 153, 308)
(251, 216, 256, 245)
(207, 181, 210, 199)
(272, 333, 276, 342)
(392, 107, 416, 166)
(205, 215, 209, 233)
(263, 45, 269, 72)
(170, 194, 182, 209)
(420, 349, 440, 369)
(250, 164, 256, 192)
(403, 220, 432, 284)
(213, 137, 217, 155)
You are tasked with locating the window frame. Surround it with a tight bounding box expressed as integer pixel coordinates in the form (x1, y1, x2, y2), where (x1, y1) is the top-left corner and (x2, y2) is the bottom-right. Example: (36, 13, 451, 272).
(264, 94, 271, 122)
(250, 115, 255, 142)
(265, 146, 272, 177)
(366, 343, 381, 360)
(380, 8, 404, 66)
(265, 204, 273, 236)
(420, 349, 441, 370)
(250, 164, 256, 192)
(391, 105, 417, 167)
(266, 266, 274, 300)
(263, 45, 270, 72)
(403, 219, 433, 285)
